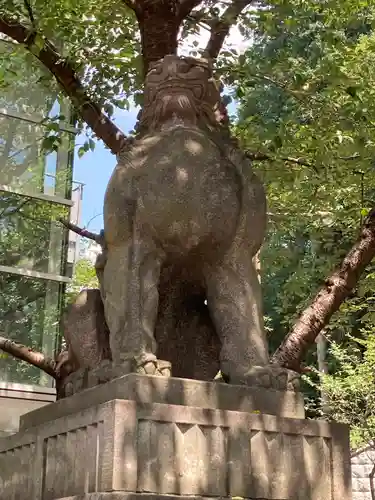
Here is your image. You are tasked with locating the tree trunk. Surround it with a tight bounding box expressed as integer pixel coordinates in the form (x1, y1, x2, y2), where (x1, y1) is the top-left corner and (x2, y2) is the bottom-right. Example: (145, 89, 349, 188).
(271, 208, 375, 371)
(316, 332, 330, 414)
(136, 0, 180, 75)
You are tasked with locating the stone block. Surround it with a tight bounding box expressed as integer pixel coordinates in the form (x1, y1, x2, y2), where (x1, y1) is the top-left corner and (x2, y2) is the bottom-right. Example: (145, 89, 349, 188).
(19, 373, 304, 432)
(0, 377, 352, 500)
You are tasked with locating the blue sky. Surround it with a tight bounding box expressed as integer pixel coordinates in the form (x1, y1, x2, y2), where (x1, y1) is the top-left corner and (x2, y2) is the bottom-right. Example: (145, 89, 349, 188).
(73, 98, 239, 234)
(73, 106, 139, 234)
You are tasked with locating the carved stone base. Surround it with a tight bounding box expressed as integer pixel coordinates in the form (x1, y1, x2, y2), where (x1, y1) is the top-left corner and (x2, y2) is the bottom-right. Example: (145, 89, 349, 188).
(0, 376, 352, 500)
(35, 496, 303, 500)
(62, 361, 299, 399)
(19, 372, 305, 432)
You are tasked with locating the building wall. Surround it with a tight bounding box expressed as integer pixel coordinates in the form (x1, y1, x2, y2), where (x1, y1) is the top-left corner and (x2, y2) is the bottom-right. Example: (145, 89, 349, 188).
(0, 383, 56, 437)
(351, 448, 375, 500)
(0, 41, 78, 432)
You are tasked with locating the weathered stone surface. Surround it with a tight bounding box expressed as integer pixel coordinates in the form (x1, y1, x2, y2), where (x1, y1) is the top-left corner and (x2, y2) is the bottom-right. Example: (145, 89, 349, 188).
(86, 359, 172, 390)
(29, 496, 302, 500)
(230, 365, 301, 392)
(62, 288, 112, 371)
(58, 285, 219, 397)
(155, 264, 221, 381)
(55, 56, 305, 395)
(19, 374, 305, 431)
(0, 391, 352, 500)
(101, 55, 269, 382)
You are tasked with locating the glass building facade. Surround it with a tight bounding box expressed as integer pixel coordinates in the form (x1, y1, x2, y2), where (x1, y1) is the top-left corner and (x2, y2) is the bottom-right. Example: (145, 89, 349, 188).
(0, 40, 77, 389)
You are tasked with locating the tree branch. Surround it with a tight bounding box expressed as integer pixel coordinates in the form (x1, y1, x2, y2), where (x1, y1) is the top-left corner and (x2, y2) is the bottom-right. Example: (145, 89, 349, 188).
(0, 334, 58, 379)
(177, 0, 204, 22)
(58, 218, 103, 244)
(0, 15, 129, 154)
(246, 150, 365, 174)
(135, 0, 180, 75)
(23, 0, 35, 26)
(271, 207, 375, 372)
(203, 0, 254, 59)
(246, 150, 318, 171)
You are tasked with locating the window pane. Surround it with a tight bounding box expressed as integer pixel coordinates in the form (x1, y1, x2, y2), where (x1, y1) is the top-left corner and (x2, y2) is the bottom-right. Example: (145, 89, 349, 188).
(0, 114, 73, 196)
(0, 191, 69, 275)
(0, 40, 59, 122)
(0, 272, 63, 387)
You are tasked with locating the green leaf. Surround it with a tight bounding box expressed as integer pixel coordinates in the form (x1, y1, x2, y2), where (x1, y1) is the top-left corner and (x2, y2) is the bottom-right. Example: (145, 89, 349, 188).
(346, 86, 357, 97)
(41, 136, 57, 152)
(29, 34, 45, 56)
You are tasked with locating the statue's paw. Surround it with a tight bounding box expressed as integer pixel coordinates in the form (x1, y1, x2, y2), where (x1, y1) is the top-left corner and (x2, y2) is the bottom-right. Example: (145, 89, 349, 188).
(224, 365, 300, 392)
(86, 358, 172, 387)
(136, 359, 171, 377)
(60, 367, 88, 397)
(87, 359, 114, 387)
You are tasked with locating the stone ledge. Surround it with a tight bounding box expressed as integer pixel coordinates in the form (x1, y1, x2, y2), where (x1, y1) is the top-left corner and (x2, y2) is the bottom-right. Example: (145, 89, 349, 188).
(19, 373, 305, 431)
(0, 398, 352, 500)
(56, 495, 260, 500)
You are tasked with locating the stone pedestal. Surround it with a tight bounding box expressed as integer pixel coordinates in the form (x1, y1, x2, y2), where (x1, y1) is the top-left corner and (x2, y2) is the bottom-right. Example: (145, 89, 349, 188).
(0, 375, 352, 500)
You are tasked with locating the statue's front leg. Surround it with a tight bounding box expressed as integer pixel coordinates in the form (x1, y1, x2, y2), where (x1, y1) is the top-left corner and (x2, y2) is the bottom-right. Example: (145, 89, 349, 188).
(204, 251, 269, 382)
(102, 232, 168, 377)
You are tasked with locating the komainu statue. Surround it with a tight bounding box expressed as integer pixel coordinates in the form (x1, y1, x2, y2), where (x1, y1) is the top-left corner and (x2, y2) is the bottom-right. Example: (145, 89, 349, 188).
(101, 55, 270, 384)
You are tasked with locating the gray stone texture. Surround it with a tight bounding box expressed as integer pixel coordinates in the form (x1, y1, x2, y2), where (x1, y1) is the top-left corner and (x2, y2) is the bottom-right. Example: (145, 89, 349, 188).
(0, 376, 352, 500)
(18, 373, 305, 431)
(54, 56, 300, 400)
(101, 55, 269, 382)
(351, 447, 375, 500)
(61, 288, 112, 372)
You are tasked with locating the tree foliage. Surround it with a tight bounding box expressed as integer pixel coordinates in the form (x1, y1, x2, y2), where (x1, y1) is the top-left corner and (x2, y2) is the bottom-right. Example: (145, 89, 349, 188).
(65, 256, 98, 305)
(233, 0, 375, 443)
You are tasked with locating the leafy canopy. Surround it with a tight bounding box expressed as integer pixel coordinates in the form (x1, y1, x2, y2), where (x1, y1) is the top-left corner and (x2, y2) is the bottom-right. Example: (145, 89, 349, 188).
(234, 0, 375, 442)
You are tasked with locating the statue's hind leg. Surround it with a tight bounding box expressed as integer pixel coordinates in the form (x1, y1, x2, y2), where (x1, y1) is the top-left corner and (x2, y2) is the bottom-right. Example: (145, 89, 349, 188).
(102, 231, 167, 375)
(203, 250, 269, 382)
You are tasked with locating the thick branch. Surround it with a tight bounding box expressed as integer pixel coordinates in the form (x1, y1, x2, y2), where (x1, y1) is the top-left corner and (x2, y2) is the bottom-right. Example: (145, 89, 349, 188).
(203, 0, 254, 59)
(0, 15, 128, 154)
(271, 208, 375, 371)
(247, 150, 365, 174)
(246, 150, 319, 172)
(136, 0, 180, 75)
(58, 218, 103, 244)
(0, 335, 58, 379)
(23, 0, 35, 25)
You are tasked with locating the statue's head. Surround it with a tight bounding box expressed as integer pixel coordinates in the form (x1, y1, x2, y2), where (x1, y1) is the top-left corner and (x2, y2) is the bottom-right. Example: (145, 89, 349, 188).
(136, 55, 224, 133)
